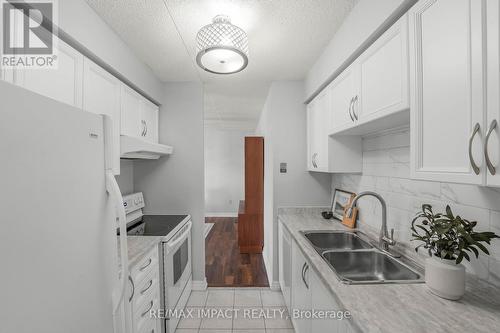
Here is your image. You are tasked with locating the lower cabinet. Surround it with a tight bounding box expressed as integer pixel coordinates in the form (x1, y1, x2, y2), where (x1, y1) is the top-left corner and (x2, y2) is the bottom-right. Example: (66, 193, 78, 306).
(126, 246, 162, 333)
(291, 239, 312, 333)
(278, 220, 292, 310)
(284, 226, 356, 333)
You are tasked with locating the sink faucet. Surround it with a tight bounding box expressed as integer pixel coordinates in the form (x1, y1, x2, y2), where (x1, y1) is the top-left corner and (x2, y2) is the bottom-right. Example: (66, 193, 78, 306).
(346, 191, 397, 253)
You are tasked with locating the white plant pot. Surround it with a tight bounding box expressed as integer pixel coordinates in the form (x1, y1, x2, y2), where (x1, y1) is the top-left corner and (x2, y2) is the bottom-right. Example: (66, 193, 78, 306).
(425, 256, 465, 300)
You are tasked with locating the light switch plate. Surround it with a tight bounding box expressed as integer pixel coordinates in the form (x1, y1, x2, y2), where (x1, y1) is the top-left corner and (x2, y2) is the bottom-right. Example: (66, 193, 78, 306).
(280, 162, 287, 173)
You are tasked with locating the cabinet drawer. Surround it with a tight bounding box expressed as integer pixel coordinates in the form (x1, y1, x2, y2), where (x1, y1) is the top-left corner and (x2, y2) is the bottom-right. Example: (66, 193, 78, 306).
(131, 246, 159, 284)
(138, 316, 160, 333)
(133, 269, 160, 310)
(134, 295, 160, 332)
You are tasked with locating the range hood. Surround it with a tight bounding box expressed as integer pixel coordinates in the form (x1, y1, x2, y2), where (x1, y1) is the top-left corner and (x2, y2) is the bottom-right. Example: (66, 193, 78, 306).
(120, 135, 173, 160)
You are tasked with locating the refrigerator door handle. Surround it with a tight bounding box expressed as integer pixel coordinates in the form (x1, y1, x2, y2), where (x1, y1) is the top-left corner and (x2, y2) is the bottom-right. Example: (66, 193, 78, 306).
(106, 171, 129, 333)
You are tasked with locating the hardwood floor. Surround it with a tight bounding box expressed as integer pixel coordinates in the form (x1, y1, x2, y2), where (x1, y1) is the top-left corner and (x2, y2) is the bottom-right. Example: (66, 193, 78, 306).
(205, 217, 269, 287)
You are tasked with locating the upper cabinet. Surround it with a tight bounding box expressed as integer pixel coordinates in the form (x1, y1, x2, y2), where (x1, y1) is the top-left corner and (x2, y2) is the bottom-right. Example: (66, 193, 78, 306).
(83, 58, 121, 175)
(357, 15, 409, 124)
(409, 0, 485, 185)
(486, 0, 500, 186)
(120, 85, 160, 144)
(13, 37, 84, 108)
(330, 65, 359, 133)
(307, 88, 362, 173)
(330, 15, 410, 136)
(141, 100, 159, 143)
(121, 85, 144, 138)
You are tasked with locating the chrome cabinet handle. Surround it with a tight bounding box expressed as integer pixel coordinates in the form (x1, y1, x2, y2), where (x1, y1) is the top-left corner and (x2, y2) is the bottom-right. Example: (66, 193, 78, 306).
(128, 275, 135, 302)
(348, 97, 354, 122)
(469, 123, 481, 175)
(301, 262, 309, 289)
(144, 120, 148, 136)
(140, 279, 153, 295)
(139, 258, 152, 271)
(485, 119, 497, 175)
(352, 95, 359, 121)
(141, 301, 154, 317)
(141, 120, 145, 136)
(312, 153, 318, 168)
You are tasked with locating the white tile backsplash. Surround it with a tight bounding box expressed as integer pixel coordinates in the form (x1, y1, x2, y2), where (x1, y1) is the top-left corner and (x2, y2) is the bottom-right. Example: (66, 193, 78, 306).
(332, 128, 500, 286)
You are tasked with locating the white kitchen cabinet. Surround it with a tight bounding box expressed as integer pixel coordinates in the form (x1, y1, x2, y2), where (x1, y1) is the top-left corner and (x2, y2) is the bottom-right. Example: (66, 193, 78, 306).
(486, 0, 500, 186)
(307, 87, 362, 173)
(13, 37, 83, 108)
(121, 84, 143, 138)
(278, 220, 292, 311)
(356, 15, 409, 124)
(120, 84, 159, 144)
(83, 58, 121, 174)
(291, 240, 312, 333)
(330, 65, 359, 133)
(311, 272, 339, 333)
(142, 100, 159, 143)
(127, 246, 162, 333)
(307, 91, 328, 171)
(409, 0, 485, 185)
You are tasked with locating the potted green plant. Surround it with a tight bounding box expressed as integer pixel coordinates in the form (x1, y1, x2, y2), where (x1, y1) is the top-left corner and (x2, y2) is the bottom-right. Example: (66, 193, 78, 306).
(411, 204, 499, 300)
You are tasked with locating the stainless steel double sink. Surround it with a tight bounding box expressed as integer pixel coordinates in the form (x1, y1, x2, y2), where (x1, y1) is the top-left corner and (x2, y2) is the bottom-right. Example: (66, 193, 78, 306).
(301, 231, 424, 285)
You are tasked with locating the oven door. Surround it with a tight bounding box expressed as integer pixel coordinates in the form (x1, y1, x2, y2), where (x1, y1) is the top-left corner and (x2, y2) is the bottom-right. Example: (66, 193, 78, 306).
(163, 220, 192, 312)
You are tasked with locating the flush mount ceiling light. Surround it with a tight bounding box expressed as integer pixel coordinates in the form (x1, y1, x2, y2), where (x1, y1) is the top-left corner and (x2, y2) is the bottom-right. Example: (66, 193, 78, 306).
(196, 15, 249, 75)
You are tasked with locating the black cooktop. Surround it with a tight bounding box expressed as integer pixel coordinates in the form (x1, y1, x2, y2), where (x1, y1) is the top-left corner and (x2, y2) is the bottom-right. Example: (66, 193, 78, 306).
(126, 215, 189, 237)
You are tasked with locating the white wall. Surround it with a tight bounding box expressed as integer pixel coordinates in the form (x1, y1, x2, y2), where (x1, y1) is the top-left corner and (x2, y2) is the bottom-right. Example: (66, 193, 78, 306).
(305, 0, 416, 99)
(204, 122, 253, 216)
(332, 128, 500, 287)
(116, 160, 134, 195)
(256, 81, 332, 285)
(59, 0, 163, 101)
(134, 82, 206, 284)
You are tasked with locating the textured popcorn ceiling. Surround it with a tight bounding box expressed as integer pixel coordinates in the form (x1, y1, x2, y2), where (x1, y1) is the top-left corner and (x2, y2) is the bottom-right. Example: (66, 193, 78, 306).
(85, 0, 358, 125)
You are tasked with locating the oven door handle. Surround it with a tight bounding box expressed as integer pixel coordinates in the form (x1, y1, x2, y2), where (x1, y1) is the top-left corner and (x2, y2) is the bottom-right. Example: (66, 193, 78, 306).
(166, 220, 192, 252)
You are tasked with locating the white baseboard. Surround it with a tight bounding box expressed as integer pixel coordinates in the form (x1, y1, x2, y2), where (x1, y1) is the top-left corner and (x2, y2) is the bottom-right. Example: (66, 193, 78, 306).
(262, 250, 274, 289)
(270, 281, 281, 291)
(205, 212, 238, 218)
(192, 278, 208, 291)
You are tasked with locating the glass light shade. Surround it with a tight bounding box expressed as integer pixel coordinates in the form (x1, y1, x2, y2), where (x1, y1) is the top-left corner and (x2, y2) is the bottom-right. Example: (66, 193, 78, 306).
(196, 15, 249, 74)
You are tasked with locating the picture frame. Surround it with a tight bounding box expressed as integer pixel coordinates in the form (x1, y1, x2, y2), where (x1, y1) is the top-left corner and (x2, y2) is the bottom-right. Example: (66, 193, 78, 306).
(331, 189, 356, 221)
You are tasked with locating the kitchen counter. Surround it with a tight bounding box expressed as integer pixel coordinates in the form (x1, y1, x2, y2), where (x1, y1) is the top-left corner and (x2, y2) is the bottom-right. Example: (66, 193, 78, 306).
(278, 207, 500, 333)
(117, 235, 162, 273)
(127, 236, 162, 269)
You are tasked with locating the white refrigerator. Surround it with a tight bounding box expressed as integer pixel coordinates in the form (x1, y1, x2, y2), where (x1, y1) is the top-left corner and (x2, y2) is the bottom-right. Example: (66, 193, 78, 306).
(0, 81, 130, 333)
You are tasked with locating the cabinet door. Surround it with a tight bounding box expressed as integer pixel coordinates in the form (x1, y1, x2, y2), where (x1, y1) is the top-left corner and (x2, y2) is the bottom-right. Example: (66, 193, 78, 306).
(357, 15, 409, 122)
(409, 0, 485, 184)
(121, 84, 143, 138)
(142, 100, 159, 143)
(278, 221, 292, 311)
(14, 38, 83, 108)
(311, 273, 340, 333)
(307, 101, 318, 171)
(291, 241, 311, 333)
(314, 90, 330, 171)
(83, 58, 121, 174)
(331, 66, 358, 133)
(486, 0, 500, 186)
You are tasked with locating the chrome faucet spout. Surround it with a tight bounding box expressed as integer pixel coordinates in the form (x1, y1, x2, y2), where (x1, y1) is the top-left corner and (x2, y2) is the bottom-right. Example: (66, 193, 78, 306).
(348, 191, 396, 252)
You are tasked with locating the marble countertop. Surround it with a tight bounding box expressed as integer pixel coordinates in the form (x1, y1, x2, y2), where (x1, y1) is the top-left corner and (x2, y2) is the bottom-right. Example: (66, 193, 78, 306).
(278, 207, 500, 333)
(118, 235, 163, 273)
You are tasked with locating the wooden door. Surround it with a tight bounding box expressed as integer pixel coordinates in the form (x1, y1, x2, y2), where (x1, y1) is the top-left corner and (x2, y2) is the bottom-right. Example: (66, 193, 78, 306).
(238, 136, 264, 253)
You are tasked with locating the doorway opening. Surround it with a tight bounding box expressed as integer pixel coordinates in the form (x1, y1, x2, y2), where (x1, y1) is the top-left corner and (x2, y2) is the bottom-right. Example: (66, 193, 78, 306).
(204, 125, 267, 287)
